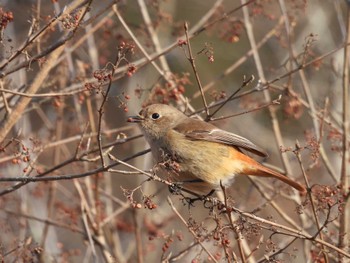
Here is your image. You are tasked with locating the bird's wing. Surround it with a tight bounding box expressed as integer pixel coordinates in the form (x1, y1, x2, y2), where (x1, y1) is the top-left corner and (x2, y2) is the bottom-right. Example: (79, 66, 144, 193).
(174, 119, 268, 157)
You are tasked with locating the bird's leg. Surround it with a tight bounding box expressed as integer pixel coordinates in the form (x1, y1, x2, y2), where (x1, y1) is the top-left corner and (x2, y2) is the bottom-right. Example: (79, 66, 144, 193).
(182, 189, 216, 206)
(168, 182, 183, 195)
(203, 189, 216, 198)
(169, 179, 216, 206)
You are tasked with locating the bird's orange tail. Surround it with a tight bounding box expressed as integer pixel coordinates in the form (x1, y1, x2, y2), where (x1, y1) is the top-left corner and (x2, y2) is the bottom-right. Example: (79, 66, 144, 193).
(251, 163, 306, 193)
(229, 147, 306, 193)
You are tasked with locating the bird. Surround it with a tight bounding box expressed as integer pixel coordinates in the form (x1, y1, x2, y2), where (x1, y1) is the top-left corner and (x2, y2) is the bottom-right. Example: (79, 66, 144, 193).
(128, 104, 306, 195)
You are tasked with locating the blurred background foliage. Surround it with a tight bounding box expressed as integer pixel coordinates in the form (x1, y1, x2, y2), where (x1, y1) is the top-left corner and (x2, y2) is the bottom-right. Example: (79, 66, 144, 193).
(0, 0, 349, 262)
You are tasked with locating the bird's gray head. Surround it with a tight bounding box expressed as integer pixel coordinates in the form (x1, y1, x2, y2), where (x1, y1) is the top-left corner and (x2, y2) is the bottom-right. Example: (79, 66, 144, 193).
(128, 104, 188, 139)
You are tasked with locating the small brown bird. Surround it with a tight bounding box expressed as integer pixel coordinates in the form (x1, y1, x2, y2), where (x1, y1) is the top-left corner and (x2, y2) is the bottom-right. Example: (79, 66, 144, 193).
(128, 104, 306, 195)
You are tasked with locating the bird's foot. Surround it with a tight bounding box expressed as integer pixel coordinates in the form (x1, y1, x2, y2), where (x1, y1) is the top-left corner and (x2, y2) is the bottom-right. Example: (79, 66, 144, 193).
(168, 182, 183, 195)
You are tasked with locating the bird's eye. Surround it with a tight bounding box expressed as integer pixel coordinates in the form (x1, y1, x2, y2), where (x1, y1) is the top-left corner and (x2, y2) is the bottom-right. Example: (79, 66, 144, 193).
(151, 113, 160, 120)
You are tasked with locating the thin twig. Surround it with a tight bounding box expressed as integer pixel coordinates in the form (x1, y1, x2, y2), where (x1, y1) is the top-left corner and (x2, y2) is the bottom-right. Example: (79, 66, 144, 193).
(295, 140, 328, 263)
(241, 0, 293, 176)
(0, 0, 89, 71)
(184, 22, 209, 116)
(210, 97, 281, 122)
(207, 75, 255, 121)
(0, 86, 86, 98)
(256, 237, 298, 263)
(0, 44, 65, 143)
(0, 147, 150, 196)
(192, 0, 257, 36)
(112, 5, 167, 82)
(0, 80, 11, 114)
(248, 178, 301, 230)
(78, 185, 99, 262)
(133, 209, 144, 263)
(0, 127, 136, 164)
(339, 3, 350, 261)
(221, 184, 246, 263)
(167, 197, 218, 263)
(228, 204, 350, 258)
(96, 49, 123, 168)
(0, 0, 93, 143)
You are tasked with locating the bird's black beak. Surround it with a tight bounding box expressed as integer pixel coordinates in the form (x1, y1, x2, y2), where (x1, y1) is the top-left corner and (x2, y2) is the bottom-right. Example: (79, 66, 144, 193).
(127, 115, 144, 123)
